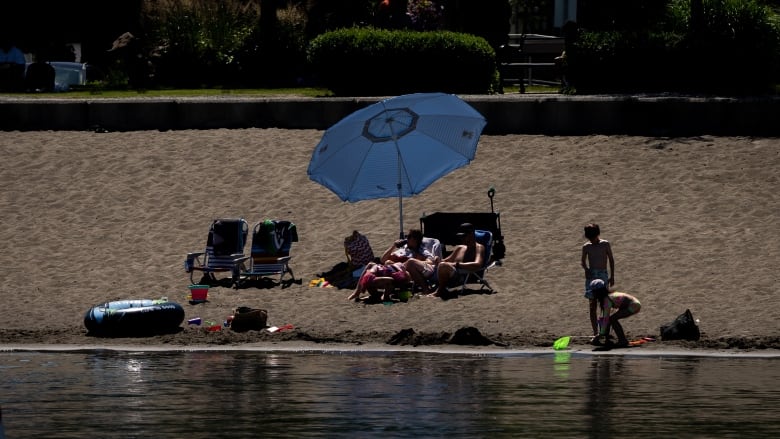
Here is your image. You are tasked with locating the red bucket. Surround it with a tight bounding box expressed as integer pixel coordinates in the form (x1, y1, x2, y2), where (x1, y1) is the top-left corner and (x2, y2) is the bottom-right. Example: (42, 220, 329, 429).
(188, 284, 209, 301)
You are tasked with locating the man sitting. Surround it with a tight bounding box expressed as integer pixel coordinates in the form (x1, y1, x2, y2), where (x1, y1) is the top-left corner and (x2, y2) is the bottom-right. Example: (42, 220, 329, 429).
(428, 223, 485, 298)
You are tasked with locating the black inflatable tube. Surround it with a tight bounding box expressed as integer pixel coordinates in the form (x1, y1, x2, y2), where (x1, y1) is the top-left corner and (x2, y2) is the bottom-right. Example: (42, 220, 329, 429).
(84, 301, 185, 336)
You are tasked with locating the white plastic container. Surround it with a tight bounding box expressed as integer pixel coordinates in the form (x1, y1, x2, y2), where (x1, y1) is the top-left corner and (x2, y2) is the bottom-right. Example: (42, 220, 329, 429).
(49, 61, 87, 91)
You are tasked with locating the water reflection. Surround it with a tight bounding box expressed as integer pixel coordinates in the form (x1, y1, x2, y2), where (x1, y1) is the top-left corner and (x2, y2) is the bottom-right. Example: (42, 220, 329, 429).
(1, 350, 778, 438)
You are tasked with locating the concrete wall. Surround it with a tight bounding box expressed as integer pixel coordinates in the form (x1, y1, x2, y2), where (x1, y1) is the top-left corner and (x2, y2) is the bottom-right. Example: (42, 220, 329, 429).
(1, 95, 778, 136)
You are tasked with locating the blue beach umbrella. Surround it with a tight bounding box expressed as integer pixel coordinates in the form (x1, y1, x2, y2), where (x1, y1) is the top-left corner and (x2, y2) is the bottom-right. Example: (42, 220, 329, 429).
(307, 92, 487, 238)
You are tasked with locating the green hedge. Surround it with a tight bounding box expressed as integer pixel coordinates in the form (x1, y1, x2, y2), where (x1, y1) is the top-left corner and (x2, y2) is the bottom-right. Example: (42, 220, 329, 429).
(306, 28, 500, 96)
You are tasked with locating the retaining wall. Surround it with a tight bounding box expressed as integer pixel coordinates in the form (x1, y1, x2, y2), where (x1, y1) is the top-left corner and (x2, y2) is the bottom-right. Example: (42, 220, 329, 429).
(1, 95, 778, 136)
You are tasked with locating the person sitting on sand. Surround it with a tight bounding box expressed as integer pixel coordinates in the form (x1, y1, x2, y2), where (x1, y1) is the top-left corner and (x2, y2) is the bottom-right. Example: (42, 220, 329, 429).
(382, 229, 439, 294)
(428, 223, 485, 298)
(347, 260, 410, 302)
(590, 279, 641, 347)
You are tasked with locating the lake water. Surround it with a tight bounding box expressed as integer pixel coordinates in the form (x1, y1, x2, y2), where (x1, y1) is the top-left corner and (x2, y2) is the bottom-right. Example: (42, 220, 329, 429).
(1, 349, 779, 438)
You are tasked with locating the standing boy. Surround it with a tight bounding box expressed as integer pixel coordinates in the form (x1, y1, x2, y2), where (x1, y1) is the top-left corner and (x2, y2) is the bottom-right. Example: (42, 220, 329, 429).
(581, 223, 615, 344)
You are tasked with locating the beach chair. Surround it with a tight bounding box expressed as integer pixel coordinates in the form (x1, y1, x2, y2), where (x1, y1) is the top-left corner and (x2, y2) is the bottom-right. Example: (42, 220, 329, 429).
(455, 229, 497, 293)
(233, 219, 298, 288)
(185, 218, 249, 286)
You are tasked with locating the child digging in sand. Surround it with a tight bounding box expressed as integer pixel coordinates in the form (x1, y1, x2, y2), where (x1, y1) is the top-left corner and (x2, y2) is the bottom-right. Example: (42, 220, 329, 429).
(581, 223, 615, 344)
(590, 279, 641, 347)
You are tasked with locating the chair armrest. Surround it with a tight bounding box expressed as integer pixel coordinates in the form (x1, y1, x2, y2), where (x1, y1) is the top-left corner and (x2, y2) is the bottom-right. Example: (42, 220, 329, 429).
(233, 255, 251, 264)
(185, 252, 204, 272)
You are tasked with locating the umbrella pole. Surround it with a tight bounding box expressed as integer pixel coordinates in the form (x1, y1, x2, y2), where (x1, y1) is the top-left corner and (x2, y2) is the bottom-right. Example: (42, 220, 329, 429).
(394, 137, 404, 239)
(398, 185, 404, 239)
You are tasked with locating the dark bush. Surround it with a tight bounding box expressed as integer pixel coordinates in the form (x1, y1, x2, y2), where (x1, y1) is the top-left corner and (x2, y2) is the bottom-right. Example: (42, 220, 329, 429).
(144, 0, 259, 88)
(567, 0, 780, 95)
(306, 28, 499, 96)
(233, 4, 310, 87)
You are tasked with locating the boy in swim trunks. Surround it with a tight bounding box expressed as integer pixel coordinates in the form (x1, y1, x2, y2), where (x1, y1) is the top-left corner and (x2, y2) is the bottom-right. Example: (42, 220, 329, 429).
(590, 279, 641, 347)
(581, 223, 615, 344)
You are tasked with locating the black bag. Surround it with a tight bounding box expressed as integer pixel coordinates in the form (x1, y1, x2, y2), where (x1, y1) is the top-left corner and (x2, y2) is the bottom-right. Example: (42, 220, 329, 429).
(660, 309, 700, 341)
(319, 261, 359, 289)
(230, 307, 268, 332)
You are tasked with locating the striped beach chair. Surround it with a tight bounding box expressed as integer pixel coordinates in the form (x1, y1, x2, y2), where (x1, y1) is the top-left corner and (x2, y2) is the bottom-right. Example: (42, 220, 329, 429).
(234, 219, 298, 288)
(185, 218, 249, 286)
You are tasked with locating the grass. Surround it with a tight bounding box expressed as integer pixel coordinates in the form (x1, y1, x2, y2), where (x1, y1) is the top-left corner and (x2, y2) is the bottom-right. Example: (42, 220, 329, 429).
(0, 87, 335, 99)
(0, 84, 561, 99)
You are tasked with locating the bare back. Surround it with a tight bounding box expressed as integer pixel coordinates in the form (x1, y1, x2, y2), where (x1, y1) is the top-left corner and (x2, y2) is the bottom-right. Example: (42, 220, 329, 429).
(582, 239, 613, 270)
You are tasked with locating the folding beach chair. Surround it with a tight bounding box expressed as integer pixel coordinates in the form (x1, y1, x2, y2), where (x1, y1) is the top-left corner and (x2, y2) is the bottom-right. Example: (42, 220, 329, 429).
(185, 218, 249, 286)
(234, 219, 298, 288)
(455, 229, 497, 293)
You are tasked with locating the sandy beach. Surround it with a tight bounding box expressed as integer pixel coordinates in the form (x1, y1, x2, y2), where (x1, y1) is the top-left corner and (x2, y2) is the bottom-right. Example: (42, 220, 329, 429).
(1, 129, 778, 353)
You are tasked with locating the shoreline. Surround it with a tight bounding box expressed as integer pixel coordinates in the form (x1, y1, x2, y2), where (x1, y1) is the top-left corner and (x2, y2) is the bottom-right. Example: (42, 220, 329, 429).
(3, 342, 779, 359)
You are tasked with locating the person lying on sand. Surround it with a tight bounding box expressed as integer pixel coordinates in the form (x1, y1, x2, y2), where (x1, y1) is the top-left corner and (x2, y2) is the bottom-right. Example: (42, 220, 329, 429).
(347, 261, 410, 302)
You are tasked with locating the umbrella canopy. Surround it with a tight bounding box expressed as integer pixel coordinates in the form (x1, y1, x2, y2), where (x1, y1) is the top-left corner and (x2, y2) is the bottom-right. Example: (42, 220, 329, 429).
(307, 92, 486, 238)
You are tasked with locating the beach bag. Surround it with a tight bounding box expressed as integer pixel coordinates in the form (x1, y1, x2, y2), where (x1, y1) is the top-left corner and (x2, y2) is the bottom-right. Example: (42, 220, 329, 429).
(660, 309, 700, 341)
(230, 307, 268, 332)
(344, 231, 374, 267)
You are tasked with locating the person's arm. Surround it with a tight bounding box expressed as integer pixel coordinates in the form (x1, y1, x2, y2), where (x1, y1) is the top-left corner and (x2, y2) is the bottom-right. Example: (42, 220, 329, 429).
(457, 243, 485, 272)
(581, 245, 589, 271)
(442, 245, 463, 264)
(597, 297, 611, 336)
(379, 244, 394, 263)
(379, 240, 405, 263)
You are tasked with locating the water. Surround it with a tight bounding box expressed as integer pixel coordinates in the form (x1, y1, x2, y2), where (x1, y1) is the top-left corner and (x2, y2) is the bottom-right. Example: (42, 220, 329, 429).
(1, 350, 778, 438)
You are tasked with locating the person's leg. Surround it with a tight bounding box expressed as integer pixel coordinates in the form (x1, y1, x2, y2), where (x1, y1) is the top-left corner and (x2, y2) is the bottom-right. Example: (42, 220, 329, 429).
(404, 259, 431, 294)
(348, 267, 375, 301)
(589, 299, 600, 344)
(611, 319, 627, 346)
(372, 277, 394, 301)
(347, 278, 364, 300)
(429, 262, 455, 297)
(609, 307, 635, 345)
